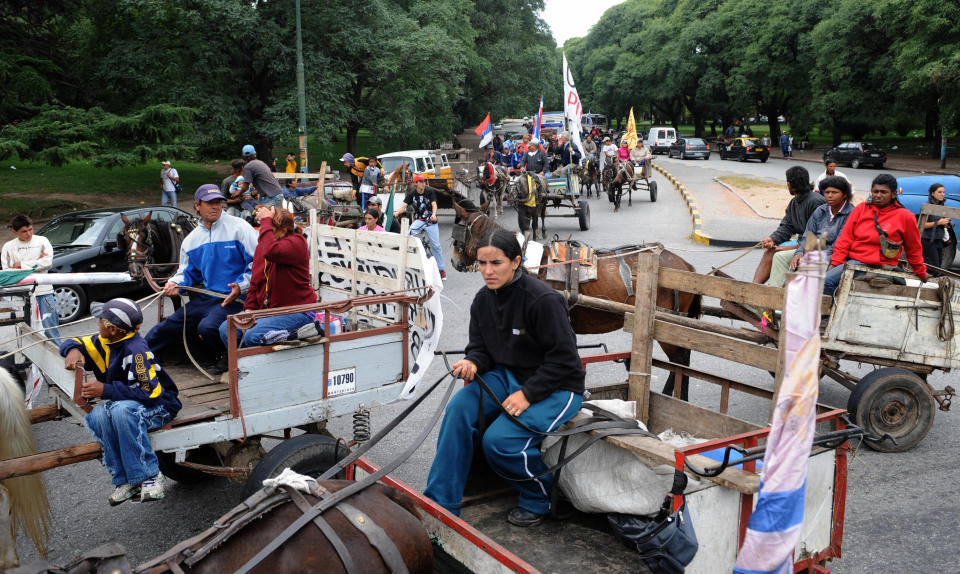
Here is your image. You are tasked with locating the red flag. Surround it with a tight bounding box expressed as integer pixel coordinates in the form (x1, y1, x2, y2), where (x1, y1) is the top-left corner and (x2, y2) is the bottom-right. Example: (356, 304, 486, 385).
(474, 113, 491, 137)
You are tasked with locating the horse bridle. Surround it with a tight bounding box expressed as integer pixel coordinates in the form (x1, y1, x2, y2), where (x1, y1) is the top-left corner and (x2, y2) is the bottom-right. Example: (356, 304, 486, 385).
(125, 224, 154, 273)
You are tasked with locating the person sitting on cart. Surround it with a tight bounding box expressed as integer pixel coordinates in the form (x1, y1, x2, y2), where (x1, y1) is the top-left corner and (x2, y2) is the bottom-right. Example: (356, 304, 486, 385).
(581, 134, 598, 159)
(61, 298, 181, 505)
(519, 137, 549, 176)
(824, 173, 927, 296)
(424, 229, 584, 527)
(600, 136, 617, 170)
(629, 139, 652, 181)
(145, 185, 259, 373)
(556, 131, 581, 171)
(509, 145, 525, 174)
(367, 195, 401, 233)
(752, 166, 825, 285)
(617, 139, 631, 166)
(220, 206, 318, 348)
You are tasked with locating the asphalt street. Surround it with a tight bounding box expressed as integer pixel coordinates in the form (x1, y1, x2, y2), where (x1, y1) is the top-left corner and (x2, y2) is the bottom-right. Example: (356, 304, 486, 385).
(14, 159, 960, 573)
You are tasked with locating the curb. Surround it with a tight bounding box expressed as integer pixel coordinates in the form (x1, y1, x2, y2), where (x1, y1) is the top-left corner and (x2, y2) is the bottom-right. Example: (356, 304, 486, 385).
(652, 164, 757, 248)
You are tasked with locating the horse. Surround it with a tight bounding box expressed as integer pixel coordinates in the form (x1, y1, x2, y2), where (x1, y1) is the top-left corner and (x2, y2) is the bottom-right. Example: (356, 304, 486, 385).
(476, 162, 509, 217)
(610, 162, 635, 211)
(119, 211, 191, 280)
(600, 161, 616, 200)
(449, 205, 702, 401)
(578, 157, 600, 198)
(0, 367, 51, 571)
(504, 172, 549, 241)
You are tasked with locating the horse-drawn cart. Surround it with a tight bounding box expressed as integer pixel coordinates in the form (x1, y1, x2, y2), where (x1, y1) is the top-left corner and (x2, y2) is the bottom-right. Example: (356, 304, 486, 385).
(0, 223, 443, 497)
(543, 165, 591, 232)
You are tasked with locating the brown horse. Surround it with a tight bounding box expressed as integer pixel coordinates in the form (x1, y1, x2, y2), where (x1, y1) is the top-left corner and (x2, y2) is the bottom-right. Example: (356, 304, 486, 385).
(578, 157, 600, 198)
(119, 211, 192, 280)
(449, 206, 702, 400)
(505, 173, 549, 240)
(610, 162, 635, 211)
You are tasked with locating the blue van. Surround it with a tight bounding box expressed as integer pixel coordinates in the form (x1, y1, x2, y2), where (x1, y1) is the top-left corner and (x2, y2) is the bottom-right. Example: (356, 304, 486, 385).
(896, 174, 960, 267)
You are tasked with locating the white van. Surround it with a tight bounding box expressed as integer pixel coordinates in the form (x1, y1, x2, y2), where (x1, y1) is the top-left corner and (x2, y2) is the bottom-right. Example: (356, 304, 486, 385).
(378, 150, 452, 184)
(646, 127, 677, 154)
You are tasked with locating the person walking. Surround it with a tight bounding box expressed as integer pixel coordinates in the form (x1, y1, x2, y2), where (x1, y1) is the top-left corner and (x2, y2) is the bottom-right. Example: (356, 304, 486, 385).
(160, 160, 180, 208)
(2, 215, 59, 339)
(394, 174, 446, 280)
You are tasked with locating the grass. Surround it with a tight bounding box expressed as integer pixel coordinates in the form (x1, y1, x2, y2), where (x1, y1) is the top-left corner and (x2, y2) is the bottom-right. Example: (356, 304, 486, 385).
(272, 129, 411, 171)
(717, 175, 782, 190)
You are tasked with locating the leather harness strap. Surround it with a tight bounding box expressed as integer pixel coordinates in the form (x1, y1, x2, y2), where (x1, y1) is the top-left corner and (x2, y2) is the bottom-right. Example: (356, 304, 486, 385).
(285, 486, 358, 574)
(334, 502, 410, 574)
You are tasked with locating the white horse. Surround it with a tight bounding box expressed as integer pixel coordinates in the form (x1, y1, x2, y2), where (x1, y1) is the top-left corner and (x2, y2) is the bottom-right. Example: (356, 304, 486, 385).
(1, 366, 51, 570)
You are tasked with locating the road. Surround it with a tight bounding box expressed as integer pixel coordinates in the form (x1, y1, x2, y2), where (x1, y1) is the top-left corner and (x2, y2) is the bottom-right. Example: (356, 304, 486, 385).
(14, 158, 960, 573)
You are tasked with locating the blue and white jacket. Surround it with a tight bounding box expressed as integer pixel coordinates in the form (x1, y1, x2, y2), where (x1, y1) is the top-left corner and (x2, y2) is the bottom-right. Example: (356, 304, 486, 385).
(60, 332, 181, 415)
(171, 213, 259, 295)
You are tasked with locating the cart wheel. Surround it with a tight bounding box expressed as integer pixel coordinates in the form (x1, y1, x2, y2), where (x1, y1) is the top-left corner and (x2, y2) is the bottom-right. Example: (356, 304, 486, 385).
(847, 367, 936, 453)
(242, 434, 349, 498)
(157, 445, 221, 484)
(649, 181, 658, 202)
(578, 200, 590, 231)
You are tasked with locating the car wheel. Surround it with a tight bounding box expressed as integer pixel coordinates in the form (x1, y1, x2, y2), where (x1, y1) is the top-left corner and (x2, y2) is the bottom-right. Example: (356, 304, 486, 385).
(760, 156, 768, 163)
(738, 151, 747, 162)
(54, 285, 88, 323)
(851, 158, 861, 169)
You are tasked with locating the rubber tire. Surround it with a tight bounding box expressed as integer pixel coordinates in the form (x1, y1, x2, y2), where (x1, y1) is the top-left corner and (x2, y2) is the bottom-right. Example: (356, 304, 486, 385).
(578, 200, 590, 231)
(942, 228, 957, 269)
(851, 158, 861, 169)
(760, 157, 768, 163)
(242, 434, 349, 498)
(649, 181, 658, 202)
(738, 151, 746, 162)
(847, 367, 936, 453)
(54, 285, 87, 323)
(157, 445, 221, 484)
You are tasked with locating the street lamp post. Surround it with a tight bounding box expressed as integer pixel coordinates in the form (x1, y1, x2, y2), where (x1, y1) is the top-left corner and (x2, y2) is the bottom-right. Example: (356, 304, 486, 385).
(295, 0, 308, 173)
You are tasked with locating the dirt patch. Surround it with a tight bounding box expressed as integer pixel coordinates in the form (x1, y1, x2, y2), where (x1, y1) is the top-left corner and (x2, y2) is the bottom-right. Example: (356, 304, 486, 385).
(1, 190, 159, 225)
(716, 175, 790, 218)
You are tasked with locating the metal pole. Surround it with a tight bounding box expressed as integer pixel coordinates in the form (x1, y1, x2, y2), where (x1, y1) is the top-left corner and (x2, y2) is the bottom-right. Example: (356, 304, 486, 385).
(295, 0, 309, 173)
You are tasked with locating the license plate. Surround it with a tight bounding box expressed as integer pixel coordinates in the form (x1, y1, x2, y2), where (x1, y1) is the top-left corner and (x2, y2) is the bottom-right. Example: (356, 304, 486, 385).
(870, 153, 880, 157)
(327, 367, 357, 396)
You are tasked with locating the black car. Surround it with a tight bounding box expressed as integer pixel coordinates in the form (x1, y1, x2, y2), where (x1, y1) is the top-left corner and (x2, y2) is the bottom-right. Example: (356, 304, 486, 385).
(719, 137, 770, 162)
(668, 138, 711, 160)
(40, 206, 197, 322)
(822, 142, 886, 169)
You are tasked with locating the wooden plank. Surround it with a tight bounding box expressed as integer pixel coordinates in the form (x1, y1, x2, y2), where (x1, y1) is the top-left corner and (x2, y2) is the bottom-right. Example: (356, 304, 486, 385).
(920, 203, 960, 219)
(646, 390, 761, 438)
(168, 403, 230, 427)
(653, 319, 779, 372)
(185, 389, 231, 405)
(316, 261, 400, 290)
(0, 442, 101, 481)
(629, 251, 660, 423)
(658, 267, 784, 309)
(179, 382, 229, 398)
(28, 404, 61, 424)
(355, 242, 425, 271)
(625, 311, 775, 345)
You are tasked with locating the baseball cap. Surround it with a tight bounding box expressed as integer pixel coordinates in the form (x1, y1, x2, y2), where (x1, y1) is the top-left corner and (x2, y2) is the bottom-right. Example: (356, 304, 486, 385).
(92, 298, 143, 331)
(530, 137, 540, 144)
(161, 160, 171, 166)
(242, 144, 256, 157)
(340, 153, 355, 163)
(413, 174, 426, 182)
(603, 136, 611, 141)
(368, 195, 382, 205)
(194, 184, 224, 203)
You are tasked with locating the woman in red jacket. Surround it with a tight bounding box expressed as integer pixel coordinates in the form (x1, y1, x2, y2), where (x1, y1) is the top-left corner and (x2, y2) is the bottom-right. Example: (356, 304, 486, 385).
(219, 206, 317, 347)
(824, 174, 927, 295)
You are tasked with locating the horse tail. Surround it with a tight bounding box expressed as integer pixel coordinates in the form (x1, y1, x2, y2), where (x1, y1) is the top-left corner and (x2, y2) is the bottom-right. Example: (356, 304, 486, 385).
(0, 367, 51, 557)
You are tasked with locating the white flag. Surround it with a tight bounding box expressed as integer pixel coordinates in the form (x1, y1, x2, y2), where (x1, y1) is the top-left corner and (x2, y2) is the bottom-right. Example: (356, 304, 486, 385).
(563, 54, 585, 161)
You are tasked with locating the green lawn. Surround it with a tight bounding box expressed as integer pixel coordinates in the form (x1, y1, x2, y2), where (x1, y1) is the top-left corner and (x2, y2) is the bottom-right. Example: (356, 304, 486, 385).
(272, 129, 411, 172)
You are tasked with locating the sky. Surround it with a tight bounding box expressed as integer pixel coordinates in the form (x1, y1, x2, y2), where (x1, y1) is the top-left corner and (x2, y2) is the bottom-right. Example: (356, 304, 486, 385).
(541, 0, 623, 46)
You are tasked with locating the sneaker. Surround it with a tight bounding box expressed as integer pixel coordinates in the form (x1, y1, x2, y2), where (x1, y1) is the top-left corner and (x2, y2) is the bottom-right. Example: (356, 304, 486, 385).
(139, 474, 166, 502)
(208, 356, 229, 376)
(507, 506, 547, 527)
(440, 270, 447, 280)
(108, 483, 140, 506)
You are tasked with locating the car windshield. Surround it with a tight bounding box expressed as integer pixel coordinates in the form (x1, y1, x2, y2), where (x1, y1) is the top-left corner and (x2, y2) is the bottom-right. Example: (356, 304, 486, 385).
(861, 143, 881, 151)
(41, 216, 111, 246)
(688, 138, 706, 145)
(380, 157, 413, 174)
(742, 139, 763, 147)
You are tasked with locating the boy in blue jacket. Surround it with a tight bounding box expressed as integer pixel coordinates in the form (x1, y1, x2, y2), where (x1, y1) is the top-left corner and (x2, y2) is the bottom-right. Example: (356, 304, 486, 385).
(61, 298, 181, 505)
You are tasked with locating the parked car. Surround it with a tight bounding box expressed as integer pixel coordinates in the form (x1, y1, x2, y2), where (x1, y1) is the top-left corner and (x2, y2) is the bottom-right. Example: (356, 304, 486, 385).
(39, 206, 197, 323)
(719, 137, 770, 162)
(896, 175, 960, 268)
(822, 142, 887, 169)
(668, 138, 711, 160)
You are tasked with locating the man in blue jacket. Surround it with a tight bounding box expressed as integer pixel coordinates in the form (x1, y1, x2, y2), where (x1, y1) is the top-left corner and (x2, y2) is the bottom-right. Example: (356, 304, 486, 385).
(145, 185, 259, 372)
(61, 298, 181, 504)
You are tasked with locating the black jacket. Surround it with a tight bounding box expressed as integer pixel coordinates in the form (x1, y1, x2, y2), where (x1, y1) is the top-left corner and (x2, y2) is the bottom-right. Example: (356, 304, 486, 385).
(464, 272, 585, 403)
(769, 191, 826, 245)
(520, 149, 550, 174)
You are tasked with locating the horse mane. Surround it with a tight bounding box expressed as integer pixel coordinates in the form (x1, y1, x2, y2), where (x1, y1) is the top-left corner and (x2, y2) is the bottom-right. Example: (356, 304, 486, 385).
(0, 368, 51, 557)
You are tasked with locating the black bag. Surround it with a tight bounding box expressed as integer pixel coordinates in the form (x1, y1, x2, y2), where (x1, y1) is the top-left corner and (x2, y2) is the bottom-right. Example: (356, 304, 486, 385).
(172, 180, 183, 194)
(607, 471, 698, 574)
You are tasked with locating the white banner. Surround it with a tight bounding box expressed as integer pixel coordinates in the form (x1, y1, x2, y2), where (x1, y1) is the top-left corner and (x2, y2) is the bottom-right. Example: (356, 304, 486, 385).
(563, 53, 586, 161)
(16, 272, 133, 285)
(314, 226, 443, 398)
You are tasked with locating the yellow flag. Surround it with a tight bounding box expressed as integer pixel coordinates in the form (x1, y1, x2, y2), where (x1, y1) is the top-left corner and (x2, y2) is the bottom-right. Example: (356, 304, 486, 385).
(625, 107, 638, 150)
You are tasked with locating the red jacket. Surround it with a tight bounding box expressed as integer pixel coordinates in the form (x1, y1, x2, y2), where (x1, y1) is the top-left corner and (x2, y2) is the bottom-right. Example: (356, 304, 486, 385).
(245, 218, 317, 311)
(830, 201, 926, 280)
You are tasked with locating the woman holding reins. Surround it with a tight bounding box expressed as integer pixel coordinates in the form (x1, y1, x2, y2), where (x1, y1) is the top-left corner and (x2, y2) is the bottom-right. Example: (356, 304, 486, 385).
(424, 229, 585, 527)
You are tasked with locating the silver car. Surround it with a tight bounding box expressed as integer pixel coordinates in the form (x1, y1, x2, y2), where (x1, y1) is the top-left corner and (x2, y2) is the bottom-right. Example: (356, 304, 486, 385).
(668, 137, 711, 160)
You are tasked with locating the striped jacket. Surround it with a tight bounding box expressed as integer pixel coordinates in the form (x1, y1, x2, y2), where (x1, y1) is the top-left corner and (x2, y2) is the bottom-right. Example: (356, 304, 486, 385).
(60, 332, 181, 415)
(171, 212, 259, 295)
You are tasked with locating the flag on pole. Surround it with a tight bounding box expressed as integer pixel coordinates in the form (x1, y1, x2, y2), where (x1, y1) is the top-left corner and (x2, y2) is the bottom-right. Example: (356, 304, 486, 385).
(474, 113, 493, 148)
(532, 96, 544, 140)
(563, 53, 585, 160)
(625, 107, 638, 150)
(733, 249, 826, 574)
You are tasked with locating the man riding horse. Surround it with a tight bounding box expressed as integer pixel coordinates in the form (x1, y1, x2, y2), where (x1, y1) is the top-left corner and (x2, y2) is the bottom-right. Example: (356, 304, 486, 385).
(517, 137, 550, 240)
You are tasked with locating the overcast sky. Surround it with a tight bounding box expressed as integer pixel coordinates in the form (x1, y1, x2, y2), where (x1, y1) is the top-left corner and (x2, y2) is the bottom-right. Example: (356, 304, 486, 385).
(541, 0, 623, 46)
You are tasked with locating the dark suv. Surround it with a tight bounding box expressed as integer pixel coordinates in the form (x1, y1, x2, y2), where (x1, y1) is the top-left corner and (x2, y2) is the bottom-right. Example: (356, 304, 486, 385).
(822, 142, 886, 169)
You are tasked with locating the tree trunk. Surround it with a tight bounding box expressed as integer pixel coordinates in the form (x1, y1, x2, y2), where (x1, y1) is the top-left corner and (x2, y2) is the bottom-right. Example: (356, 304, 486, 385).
(767, 116, 781, 143)
(831, 117, 842, 147)
(346, 121, 360, 154)
(693, 111, 706, 138)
